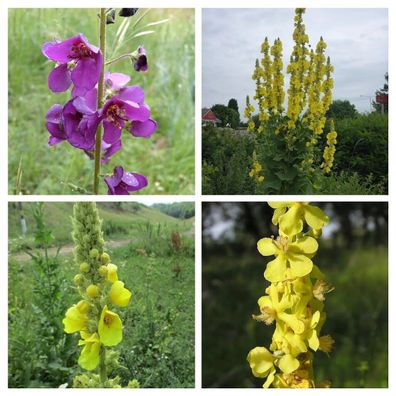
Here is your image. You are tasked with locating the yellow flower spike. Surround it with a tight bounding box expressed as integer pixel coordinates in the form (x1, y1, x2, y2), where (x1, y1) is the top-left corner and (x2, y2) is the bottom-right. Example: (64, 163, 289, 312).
(247, 346, 275, 378)
(106, 263, 119, 283)
(109, 280, 132, 307)
(78, 332, 101, 371)
(98, 305, 123, 346)
(63, 302, 89, 333)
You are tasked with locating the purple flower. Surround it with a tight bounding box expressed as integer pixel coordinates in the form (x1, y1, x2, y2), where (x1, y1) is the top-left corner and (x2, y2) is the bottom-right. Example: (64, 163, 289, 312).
(42, 33, 102, 97)
(105, 166, 148, 195)
(133, 45, 148, 72)
(104, 72, 130, 91)
(46, 104, 67, 145)
(100, 86, 150, 144)
(130, 117, 157, 138)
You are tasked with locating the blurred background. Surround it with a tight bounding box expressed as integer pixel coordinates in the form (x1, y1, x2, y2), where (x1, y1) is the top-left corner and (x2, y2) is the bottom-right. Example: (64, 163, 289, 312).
(202, 202, 388, 388)
(8, 8, 195, 194)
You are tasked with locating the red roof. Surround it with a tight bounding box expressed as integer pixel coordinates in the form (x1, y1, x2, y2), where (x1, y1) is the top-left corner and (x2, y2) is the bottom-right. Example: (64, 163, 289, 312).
(202, 109, 220, 122)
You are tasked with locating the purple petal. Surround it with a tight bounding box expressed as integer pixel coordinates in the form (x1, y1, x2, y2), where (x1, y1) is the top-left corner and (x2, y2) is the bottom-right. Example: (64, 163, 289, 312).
(134, 46, 148, 72)
(46, 104, 63, 123)
(73, 89, 98, 115)
(105, 72, 130, 91)
(78, 33, 100, 54)
(71, 55, 101, 95)
(46, 121, 66, 139)
(48, 64, 72, 93)
(118, 86, 145, 103)
(103, 120, 123, 144)
(122, 172, 148, 192)
(122, 101, 150, 122)
(130, 118, 157, 138)
(42, 34, 81, 62)
(101, 139, 122, 163)
(48, 136, 64, 145)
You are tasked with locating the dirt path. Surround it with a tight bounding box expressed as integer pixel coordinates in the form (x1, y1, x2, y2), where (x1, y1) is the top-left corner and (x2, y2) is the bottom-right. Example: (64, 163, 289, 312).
(10, 238, 132, 263)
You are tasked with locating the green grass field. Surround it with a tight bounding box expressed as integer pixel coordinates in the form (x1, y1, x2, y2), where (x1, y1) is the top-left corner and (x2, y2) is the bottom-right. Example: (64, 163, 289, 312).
(8, 203, 195, 388)
(8, 8, 195, 195)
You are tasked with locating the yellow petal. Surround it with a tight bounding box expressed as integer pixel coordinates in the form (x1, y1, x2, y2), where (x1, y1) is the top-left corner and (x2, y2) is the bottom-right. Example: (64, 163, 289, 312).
(304, 204, 329, 230)
(272, 207, 286, 225)
(63, 305, 87, 334)
(278, 312, 304, 334)
(263, 367, 276, 388)
(308, 330, 320, 351)
(268, 202, 289, 209)
(264, 255, 287, 282)
(279, 204, 303, 236)
(98, 305, 123, 346)
(257, 238, 278, 256)
(78, 333, 101, 371)
(287, 252, 313, 278)
(106, 264, 118, 283)
(278, 354, 299, 374)
(247, 346, 274, 378)
(291, 236, 318, 255)
(109, 281, 132, 307)
(310, 311, 321, 328)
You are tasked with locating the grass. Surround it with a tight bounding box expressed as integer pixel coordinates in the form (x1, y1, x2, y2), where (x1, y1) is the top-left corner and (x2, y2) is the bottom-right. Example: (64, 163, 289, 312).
(8, 203, 195, 388)
(8, 8, 195, 195)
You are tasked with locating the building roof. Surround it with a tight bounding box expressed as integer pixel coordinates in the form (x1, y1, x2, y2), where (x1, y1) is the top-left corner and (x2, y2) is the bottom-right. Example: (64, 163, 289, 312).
(202, 108, 220, 122)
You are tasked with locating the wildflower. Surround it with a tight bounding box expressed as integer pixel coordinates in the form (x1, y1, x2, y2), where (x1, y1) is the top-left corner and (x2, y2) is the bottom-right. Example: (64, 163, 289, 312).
(45, 104, 67, 145)
(268, 202, 328, 237)
(313, 280, 334, 301)
(105, 72, 130, 91)
(78, 332, 101, 370)
(42, 33, 102, 96)
(104, 166, 148, 195)
(257, 235, 318, 282)
(63, 301, 89, 333)
(100, 87, 150, 144)
(247, 346, 275, 379)
(105, 263, 118, 282)
(109, 280, 132, 307)
(132, 45, 148, 72)
(98, 305, 123, 346)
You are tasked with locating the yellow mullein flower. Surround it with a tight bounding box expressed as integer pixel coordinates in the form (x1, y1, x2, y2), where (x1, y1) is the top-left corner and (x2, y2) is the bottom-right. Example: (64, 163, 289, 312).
(63, 301, 90, 333)
(268, 202, 328, 237)
(257, 235, 318, 282)
(109, 280, 132, 307)
(247, 347, 277, 388)
(78, 332, 101, 371)
(98, 305, 123, 346)
(106, 263, 119, 283)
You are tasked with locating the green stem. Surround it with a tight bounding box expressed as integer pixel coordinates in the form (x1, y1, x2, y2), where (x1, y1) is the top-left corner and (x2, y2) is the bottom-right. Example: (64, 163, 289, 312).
(99, 346, 107, 387)
(106, 53, 131, 66)
(93, 8, 107, 195)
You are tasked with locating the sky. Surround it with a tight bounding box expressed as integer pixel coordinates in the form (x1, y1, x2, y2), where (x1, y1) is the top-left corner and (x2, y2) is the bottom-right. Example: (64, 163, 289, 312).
(202, 8, 388, 115)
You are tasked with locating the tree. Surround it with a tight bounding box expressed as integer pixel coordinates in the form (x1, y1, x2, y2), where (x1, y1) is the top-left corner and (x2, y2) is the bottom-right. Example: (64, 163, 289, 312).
(326, 100, 358, 120)
(372, 73, 388, 114)
(227, 98, 240, 126)
(211, 104, 239, 129)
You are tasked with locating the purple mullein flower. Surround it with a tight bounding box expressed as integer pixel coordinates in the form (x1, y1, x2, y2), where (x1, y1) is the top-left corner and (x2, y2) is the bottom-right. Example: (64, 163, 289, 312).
(133, 45, 148, 72)
(105, 166, 148, 195)
(46, 104, 67, 146)
(104, 72, 130, 91)
(100, 86, 151, 144)
(42, 33, 102, 97)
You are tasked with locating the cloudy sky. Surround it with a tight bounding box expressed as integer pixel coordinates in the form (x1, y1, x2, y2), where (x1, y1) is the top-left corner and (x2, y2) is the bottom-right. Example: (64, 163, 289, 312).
(202, 8, 388, 115)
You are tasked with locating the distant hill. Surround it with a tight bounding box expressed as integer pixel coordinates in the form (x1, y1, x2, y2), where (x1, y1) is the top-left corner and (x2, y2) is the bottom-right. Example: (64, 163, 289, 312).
(152, 202, 195, 219)
(8, 202, 194, 247)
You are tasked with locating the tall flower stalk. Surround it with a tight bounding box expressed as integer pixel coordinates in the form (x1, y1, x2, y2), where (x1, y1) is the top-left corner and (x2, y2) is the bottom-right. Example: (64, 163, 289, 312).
(63, 203, 132, 387)
(247, 202, 334, 388)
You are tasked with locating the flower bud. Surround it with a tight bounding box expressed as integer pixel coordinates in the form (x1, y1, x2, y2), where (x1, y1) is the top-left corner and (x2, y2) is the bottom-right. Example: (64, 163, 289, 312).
(79, 262, 90, 273)
(86, 284, 99, 298)
(101, 252, 111, 264)
(74, 274, 83, 285)
(99, 265, 108, 277)
(90, 249, 99, 259)
(77, 300, 90, 313)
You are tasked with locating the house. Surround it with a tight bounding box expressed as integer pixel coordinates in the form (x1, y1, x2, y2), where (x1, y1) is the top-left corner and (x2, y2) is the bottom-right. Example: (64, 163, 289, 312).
(202, 108, 220, 126)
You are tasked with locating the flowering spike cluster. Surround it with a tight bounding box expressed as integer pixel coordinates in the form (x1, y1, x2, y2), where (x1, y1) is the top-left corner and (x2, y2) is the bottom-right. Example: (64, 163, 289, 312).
(43, 26, 157, 194)
(270, 38, 284, 114)
(247, 202, 335, 388)
(321, 120, 337, 173)
(63, 202, 132, 374)
(244, 95, 255, 132)
(249, 150, 265, 183)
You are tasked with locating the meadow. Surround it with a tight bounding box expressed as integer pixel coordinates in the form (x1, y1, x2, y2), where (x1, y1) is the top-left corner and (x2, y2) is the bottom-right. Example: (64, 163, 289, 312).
(8, 202, 195, 388)
(8, 8, 195, 194)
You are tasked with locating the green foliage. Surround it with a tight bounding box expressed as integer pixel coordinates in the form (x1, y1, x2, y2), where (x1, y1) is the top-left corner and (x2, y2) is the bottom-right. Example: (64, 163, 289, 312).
(152, 202, 194, 219)
(8, 203, 195, 388)
(211, 104, 240, 129)
(372, 73, 388, 113)
(202, 126, 255, 194)
(326, 100, 358, 120)
(331, 112, 388, 191)
(8, 8, 194, 194)
(227, 98, 240, 125)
